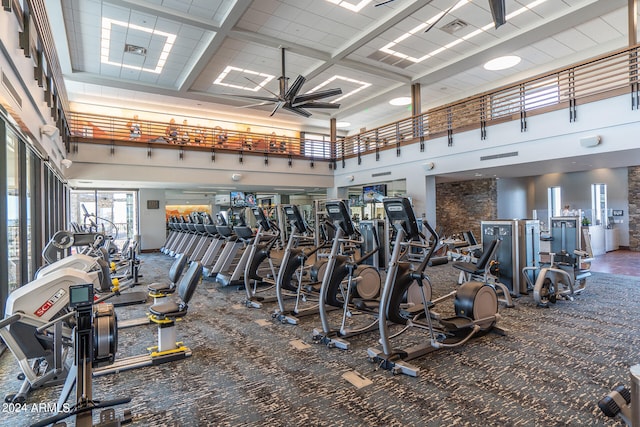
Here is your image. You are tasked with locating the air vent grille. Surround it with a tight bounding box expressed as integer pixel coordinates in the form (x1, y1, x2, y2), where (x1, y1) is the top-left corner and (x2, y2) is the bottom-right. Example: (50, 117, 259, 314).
(480, 151, 518, 161)
(372, 171, 392, 177)
(124, 44, 147, 56)
(440, 19, 468, 34)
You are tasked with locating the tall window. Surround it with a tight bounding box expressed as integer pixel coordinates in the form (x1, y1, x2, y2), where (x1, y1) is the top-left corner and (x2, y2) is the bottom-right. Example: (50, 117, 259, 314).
(548, 186, 562, 218)
(6, 129, 20, 293)
(70, 190, 138, 247)
(592, 183, 607, 226)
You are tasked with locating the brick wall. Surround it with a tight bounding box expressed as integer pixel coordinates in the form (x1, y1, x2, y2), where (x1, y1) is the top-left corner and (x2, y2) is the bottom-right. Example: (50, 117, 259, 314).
(436, 178, 497, 238)
(629, 166, 640, 251)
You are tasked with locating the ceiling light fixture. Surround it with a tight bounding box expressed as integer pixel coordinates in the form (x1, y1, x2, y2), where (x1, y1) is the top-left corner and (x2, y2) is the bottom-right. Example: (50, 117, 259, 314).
(100, 17, 176, 74)
(325, 0, 373, 12)
(389, 96, 411, 106)
(306, 75, 371, 103)
(213, 65, 275, 91)
(484, 55, 521, 71)
(336, 121, 351, 128)
(378, 0, 548, 64)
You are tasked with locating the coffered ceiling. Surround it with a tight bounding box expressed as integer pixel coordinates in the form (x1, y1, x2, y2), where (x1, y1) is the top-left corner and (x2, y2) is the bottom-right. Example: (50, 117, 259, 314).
(48, 0, 631, 132)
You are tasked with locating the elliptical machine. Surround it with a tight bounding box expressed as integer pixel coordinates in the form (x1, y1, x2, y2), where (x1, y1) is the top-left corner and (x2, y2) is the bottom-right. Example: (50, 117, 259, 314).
(243, 207, 281, 309)
(312, 200, 382, 350)
(367, 197, 504, 377)
(273, 204, 332, 325)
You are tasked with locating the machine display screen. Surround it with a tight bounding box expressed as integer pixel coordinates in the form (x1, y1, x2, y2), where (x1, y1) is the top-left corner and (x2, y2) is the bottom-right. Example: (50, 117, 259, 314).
(69, 284, 93, 308)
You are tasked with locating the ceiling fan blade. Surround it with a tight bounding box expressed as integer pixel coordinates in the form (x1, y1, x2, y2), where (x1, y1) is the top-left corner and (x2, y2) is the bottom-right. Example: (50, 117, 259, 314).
(284, 75, 306, 101)
(374, 0, 396, 6)
(424, 2, 456, 33)
(293, 88, 343, 105)
(294, 102, 340, 109)
(269, 101, 285, 116)
(234, 101, 270, 109)
(227, 94, 280, 103)
(244, 76, 281, 99)
(282, 104, 312, 118)
(489, 0, 506, 29)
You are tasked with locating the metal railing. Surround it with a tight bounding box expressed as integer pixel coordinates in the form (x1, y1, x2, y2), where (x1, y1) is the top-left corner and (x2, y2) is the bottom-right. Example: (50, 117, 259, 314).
(339, 44, 639, 159)
(69, 44, 640, 162)
(68, 112, 334, 160)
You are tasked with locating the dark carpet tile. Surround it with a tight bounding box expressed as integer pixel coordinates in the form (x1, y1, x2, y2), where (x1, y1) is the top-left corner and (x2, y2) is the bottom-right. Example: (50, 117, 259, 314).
(1, 252, 636, 426)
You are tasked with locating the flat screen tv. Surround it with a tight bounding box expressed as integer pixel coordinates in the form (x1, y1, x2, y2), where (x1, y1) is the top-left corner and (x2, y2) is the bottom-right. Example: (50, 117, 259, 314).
(245, 193, 256, 207)
(230, 191, 246, 207)
(363, 184, 387, 203)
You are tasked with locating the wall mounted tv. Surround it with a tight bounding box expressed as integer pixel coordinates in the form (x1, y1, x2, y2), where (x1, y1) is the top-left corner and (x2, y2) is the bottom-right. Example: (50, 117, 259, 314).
(230, 191, 246, 207)
(362, 184, 387, 203)
(230, 191, 257, 207)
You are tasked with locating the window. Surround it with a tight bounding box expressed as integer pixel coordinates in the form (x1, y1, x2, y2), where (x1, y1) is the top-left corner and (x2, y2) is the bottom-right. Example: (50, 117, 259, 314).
(591, 183, 607, 226)
(70, 190, 138, 248)
(548, 186, 562, 218)
(303, 133, 331, 159)
(6, 129, 20, 293)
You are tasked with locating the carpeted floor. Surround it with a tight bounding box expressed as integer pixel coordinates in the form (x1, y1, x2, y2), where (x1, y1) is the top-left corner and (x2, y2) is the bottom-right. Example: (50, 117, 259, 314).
(1, 252, 638, 426)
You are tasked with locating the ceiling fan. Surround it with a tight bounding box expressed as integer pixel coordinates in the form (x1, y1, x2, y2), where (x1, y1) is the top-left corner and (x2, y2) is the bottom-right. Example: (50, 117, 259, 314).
(230, 47, 342, 118)
(375, 0, 506, 32)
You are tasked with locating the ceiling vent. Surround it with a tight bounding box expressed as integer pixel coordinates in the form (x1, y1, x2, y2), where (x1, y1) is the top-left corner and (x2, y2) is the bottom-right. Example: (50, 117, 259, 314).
(440, 19, 468, 35)
(124, 44, 147, 56)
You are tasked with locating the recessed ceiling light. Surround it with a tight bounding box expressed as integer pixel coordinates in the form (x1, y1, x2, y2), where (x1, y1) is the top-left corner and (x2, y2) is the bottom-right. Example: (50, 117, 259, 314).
(378, 0, 549, 64)
(336, 121, 351, 128)
(484, 55, 521, 71)
(389, 97, 411, 106)
(101, 17, 176, 74)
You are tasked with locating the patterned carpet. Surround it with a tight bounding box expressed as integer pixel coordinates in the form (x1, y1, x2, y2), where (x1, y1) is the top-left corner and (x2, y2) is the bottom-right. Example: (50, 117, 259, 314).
(1, 252, 638, 426)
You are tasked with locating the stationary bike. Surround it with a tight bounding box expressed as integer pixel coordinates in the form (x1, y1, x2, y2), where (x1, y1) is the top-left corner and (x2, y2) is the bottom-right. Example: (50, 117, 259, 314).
(312, 200, 382, 350)
(367, 197, 504, 377)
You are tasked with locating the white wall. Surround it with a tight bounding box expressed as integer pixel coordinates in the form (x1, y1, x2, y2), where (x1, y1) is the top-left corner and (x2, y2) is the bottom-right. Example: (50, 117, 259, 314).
(66, 144, 333, 190)
(138, 189, 167, 250)
(532, 168, 629, 246)
(333, 94, 638, 245)
(0, 9, 66, 170)
(497, 177, 530, 220)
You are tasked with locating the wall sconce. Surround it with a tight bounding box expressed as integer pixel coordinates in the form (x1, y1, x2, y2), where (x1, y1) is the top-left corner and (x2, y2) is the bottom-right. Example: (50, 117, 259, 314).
(61, 159, 73, 168)
(232, 173, 242, 182)
(347, 175, 355, 182)
(40, 124, 59, 138)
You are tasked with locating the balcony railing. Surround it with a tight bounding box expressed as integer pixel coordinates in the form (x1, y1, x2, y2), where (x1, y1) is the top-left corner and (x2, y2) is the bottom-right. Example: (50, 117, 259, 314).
(69, 113, 335, 161)
(69, 44, 639, 164)
(338, 44, 639, 160)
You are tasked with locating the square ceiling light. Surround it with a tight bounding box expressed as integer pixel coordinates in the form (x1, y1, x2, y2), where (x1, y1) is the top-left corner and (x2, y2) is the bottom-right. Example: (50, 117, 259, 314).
(378, 0, 548, 65)
(213, 66, 275, 91)
(101, 17, 176, 74)
(325, 0, 373, 12)
(306, 75, 371, 103)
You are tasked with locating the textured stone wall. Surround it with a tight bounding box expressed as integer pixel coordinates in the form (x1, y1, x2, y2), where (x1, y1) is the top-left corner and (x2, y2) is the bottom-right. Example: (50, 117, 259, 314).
(629, 166, 640, 251)
(436, 178, 497, 238)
